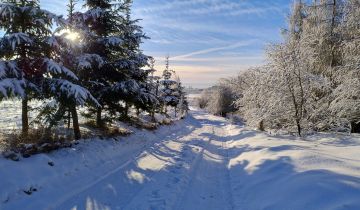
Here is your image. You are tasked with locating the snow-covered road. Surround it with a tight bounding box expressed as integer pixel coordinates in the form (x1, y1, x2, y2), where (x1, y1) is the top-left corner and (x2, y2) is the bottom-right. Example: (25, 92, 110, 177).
(1, 108, 360, 210)
(53, 110, 236, 210)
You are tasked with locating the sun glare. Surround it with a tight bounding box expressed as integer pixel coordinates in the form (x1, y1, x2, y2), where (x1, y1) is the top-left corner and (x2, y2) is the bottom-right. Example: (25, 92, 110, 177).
(61, 29, 80, 42)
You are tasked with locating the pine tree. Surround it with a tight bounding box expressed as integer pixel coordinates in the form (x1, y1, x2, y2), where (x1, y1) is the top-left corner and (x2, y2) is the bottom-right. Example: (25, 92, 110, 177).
(174, 75, 188, 118)
(160, 56, 178, 115)
(145, 57, 161, 121)
(35, 0, 100, 139)
(72, 0, 152, 125)
(0, 0, 70, 135)
(71, 0, 125, 126)
(111, 0, 154, 119)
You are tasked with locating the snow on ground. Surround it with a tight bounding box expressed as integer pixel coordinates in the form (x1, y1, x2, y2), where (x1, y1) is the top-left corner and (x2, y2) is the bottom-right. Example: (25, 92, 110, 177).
(1, 105, 360, 210)
(0, 100, 41, 132)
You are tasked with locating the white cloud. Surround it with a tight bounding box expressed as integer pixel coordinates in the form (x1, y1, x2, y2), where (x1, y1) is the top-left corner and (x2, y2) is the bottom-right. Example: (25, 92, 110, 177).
(134, 0, 285, 18)
(172, 40, 259, 60)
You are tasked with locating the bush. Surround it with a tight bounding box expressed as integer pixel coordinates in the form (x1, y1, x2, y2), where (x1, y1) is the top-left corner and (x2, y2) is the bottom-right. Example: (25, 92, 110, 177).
(207, 86, 236, 116)
(197, 90, 210, 109)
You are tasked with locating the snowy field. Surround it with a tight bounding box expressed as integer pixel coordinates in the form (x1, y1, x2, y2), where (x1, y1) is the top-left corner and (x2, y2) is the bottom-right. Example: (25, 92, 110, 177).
(1, 103, 360, 209)
(0, 100, 40, 133)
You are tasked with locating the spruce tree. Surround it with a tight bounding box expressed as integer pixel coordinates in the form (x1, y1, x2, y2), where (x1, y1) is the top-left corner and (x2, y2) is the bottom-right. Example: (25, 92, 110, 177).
(71, 0, 125, 126)
(111, 0, 154, 119)
(160, 56, 179, 115)
(146, 57, 161, 121)
(174, 75, 188, 117)
(36, 0, 100, 139)
(0, 0, 69, 135)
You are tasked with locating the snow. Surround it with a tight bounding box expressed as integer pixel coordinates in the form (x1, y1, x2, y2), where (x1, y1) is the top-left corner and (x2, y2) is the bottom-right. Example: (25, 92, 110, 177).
(43, 59, 78, 80)
(4, 33, 33, 51)
(0, 100, 359, 209)
(0, 78, 24, 98)
(112, 80, 140, 95)
(84, 8, 105, 20)
(49, 79, 99, 106)
(101, 37, 123, 47)
(77, 54, 104, 70)
(46, 36, 59, 48)
(0, 61, 19, 78)
(0, 4, 14, 19)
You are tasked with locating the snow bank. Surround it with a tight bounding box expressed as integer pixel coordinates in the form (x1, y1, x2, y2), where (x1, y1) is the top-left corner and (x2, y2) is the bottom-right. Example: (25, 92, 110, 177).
(226, 125, 360, 210)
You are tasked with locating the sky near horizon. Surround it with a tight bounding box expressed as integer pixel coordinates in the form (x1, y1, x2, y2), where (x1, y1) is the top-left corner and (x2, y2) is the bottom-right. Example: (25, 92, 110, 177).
(42, 0, 291, 88)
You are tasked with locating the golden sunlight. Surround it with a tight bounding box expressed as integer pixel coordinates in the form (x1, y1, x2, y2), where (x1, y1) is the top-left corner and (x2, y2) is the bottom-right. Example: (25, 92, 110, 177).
(62, 29, 80, 41)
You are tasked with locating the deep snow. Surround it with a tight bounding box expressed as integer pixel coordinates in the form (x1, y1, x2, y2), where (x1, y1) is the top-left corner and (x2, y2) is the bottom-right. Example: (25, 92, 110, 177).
(1, 107, 360, 210)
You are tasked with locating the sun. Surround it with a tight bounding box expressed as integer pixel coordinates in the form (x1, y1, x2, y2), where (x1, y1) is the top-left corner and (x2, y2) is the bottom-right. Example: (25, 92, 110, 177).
(66, 31, 79, 41)
(60, 29, 80, 42)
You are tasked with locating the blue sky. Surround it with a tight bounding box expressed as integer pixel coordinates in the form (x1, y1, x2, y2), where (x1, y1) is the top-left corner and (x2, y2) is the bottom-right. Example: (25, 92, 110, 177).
(43, 0, 292, 88)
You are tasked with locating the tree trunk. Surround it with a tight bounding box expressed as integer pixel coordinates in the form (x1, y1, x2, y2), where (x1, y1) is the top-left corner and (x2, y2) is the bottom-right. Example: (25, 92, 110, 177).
(258, 120, 265, 131)
(22, 97, 29, 135)
(350, 121, 360, 133)
(96, 108, 102, 127)
(67, 109, 71, 129)
(174, 107, 177, 117)
(151, 110, 156, 122)
(71, 106, 81, 140)
(124, 103, 129, 119)
(296, 119, 302, 136)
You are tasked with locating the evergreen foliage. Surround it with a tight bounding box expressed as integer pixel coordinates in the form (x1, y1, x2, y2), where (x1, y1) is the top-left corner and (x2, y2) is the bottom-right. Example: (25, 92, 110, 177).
(0, 0, 188, 142)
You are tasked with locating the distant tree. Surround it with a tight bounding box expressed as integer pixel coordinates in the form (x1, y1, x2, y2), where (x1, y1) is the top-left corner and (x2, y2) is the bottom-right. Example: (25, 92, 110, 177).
(145, 57, 161, 121)
(206, 84, 235, 117)
(160, 56, 178, 115)
(174, 75, 188, 117)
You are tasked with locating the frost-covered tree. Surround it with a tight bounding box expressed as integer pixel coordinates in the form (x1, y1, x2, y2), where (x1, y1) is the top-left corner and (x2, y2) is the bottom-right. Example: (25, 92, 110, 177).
(222, 0, 360, 134)
(267, 43, 309, 136)
(206, 84, 235, 117)
(301, 0, 344, 82)
(232, 1, 333, 135)
(197, 89, 210, 109)
(329, 0, 360, 132)
(234, 68, 270, 129)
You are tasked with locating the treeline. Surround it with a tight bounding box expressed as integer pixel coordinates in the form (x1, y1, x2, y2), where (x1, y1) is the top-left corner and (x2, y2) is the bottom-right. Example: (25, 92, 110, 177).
(200, 0, 360, 136)
(0, 0, 188, 141)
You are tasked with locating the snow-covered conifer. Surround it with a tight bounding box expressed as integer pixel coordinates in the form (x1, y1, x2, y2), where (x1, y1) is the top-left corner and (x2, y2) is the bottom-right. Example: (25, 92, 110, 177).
(36, 0, 100, 139)
(159, 56, 178, 114)
(0, 0, 69, 135)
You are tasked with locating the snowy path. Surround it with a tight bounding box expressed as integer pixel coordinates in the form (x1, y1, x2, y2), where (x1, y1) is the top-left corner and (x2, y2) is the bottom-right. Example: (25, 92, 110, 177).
(54, 110, 235, 210)
(1, 108, 360, 210)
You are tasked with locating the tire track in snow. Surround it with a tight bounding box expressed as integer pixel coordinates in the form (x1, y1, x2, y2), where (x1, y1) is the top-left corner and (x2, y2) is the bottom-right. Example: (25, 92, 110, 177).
(120, 126, 211, 210)
(118, 138, 186, 210)
(172, 124, 234, 210)
(222, 124, 236, 210)
(48, 145, 154, 209)
(47, 124, 193, 210)
(172, 129, 214, 210)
